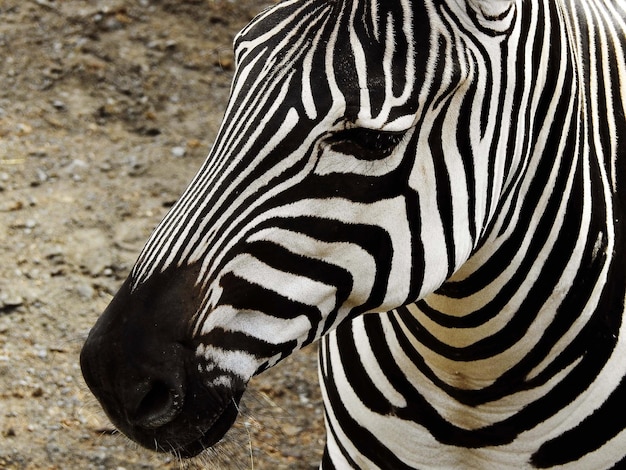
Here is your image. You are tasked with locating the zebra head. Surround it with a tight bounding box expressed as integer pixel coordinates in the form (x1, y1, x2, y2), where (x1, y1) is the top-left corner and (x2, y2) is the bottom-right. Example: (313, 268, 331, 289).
(81, 0, 518, 457)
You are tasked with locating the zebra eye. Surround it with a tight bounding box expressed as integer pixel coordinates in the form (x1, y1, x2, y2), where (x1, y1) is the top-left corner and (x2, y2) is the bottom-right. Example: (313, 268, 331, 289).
(328, 128, 405, 160)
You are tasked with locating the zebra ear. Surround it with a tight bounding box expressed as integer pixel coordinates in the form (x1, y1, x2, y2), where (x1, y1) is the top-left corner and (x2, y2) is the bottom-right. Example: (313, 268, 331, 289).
(466, 0, 516, 34)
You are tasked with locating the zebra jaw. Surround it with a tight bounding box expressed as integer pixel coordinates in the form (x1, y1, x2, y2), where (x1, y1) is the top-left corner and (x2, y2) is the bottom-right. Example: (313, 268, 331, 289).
(80, 265, 252, 457)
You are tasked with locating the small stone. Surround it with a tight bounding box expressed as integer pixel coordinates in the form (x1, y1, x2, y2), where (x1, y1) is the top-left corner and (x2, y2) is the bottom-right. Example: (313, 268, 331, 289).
(76, 283, 95, 299)
(0, 200, 23, 212)
(35, 348, 48, 359)
(45, 246, 65, 265)
(64, 159, 89, 181)
(126, 155, 148, 176)
(66, 228, 113, 277)
(35, 168, 49, 183)
(52, 100, 66, 111)
(171, 146, 186, 158)
(282, 424, 303, 437)
(16, 123, 32, 136)
(0, 293, 24, 311)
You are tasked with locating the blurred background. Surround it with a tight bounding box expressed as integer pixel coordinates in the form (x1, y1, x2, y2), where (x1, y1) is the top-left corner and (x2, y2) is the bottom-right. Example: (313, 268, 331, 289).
(0, 1, 323, 468)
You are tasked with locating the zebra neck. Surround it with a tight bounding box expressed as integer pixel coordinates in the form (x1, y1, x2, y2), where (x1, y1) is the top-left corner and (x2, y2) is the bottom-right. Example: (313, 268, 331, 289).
(396, 128, 620, 393)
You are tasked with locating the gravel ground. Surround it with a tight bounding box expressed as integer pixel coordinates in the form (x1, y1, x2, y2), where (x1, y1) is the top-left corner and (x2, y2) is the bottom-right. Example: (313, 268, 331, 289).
(0, 1, 325, 468)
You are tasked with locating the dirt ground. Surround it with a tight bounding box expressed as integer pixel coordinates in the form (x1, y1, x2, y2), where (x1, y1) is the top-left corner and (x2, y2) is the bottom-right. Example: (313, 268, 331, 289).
(0, 1, 325, 468)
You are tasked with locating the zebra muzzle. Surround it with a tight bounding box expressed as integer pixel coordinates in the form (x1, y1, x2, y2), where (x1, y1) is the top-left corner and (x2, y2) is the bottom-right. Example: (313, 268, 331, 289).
(80, 266, 244, 456)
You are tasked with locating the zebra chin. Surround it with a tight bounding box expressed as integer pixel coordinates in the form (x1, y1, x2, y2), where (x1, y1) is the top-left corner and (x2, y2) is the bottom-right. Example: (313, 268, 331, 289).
(79, 264, 247, 457)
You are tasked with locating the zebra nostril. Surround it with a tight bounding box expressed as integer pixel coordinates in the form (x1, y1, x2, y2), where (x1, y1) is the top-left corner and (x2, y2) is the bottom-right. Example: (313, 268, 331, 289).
(132, 380, 183, 429)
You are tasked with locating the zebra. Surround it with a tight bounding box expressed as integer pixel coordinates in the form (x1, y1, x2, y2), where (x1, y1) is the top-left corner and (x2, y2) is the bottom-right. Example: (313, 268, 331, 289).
(80, 0, 626, 468)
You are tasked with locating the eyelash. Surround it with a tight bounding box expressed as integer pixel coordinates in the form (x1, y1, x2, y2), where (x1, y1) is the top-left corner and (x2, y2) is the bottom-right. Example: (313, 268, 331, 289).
(327, 128, 406, 160)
